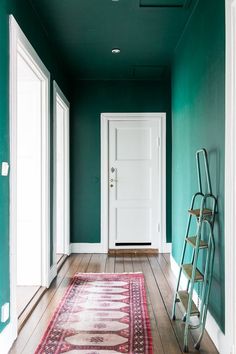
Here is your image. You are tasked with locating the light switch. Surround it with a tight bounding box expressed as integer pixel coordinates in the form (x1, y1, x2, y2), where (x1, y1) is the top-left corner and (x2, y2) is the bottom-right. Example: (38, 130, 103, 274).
(1, 303, 9, 323)
(1, 162, 9, 176)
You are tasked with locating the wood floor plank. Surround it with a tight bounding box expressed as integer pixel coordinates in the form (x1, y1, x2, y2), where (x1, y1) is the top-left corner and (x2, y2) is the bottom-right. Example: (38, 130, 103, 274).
(132, 255, 165, 354)
(162, 253, 170, 263)
(115, 255, 124, 272)
(87, 253, 107, 273)
(138, 255, 183, 354)
(123, 255, 133, 272)
(157, 254, 178, 288)
(105, 255, 115, 272)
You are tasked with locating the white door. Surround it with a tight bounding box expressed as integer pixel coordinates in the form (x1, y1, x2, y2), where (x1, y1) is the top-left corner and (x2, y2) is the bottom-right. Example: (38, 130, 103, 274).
(10, 16, 50, 341)
(54, 83, 70, 257)
(16, 51, 44, 286)
(108, 119, 162, 248)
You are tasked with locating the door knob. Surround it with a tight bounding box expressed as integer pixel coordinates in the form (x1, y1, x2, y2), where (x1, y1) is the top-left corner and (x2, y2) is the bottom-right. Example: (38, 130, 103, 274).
(110, 184, 114, 188)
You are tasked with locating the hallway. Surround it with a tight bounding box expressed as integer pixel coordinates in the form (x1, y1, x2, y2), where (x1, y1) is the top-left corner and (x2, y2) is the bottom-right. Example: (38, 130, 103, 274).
(10, 254, 218, 354)
(0, 1, 229, 352)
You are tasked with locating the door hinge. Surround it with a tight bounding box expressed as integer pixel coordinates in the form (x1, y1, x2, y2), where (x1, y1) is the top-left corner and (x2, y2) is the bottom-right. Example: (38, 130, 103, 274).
(157, 136, 161, 148)
(157, 223, 161, 233)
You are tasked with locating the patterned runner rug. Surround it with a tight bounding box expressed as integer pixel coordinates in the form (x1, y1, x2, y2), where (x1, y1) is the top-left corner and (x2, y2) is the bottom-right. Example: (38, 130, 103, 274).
(35, 272, 153, 354)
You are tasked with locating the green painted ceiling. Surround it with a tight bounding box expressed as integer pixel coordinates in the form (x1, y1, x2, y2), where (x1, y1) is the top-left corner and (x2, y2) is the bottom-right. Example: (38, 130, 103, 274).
(29, 0, 197, 80)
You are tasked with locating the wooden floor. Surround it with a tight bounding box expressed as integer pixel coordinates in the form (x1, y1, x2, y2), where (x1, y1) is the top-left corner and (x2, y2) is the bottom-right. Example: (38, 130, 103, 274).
(10, 254, 218, 354)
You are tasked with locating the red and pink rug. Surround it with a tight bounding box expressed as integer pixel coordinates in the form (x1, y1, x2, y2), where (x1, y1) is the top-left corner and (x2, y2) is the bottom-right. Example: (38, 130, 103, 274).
(35, 272, 153, 354)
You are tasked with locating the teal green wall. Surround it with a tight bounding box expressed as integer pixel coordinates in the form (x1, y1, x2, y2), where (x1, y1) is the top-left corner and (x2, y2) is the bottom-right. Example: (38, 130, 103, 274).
(70, 80, 172, 244)
(0, 0, 10, 333)
(0, 0, 70, 333)
(171, 0, 225, 331)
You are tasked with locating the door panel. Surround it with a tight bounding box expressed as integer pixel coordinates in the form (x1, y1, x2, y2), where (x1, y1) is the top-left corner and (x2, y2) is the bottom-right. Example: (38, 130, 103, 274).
(109, 119, 161, 248)
(116, 127, 152, 160)
(116, 208, 152, 243)
(16, 53, 42, 286)
(116, 163, 152, 200)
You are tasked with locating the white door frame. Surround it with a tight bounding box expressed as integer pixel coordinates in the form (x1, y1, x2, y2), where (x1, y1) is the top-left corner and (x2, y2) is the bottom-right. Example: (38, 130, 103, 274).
(225, 1, 236, 353)
(53, 81, 70, 266)
(9, 15, 50, 338)
(101, 113, 168, 253)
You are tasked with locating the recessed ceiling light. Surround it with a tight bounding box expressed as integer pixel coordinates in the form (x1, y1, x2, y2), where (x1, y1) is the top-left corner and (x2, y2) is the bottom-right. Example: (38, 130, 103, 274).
(112, 48, 121, 54)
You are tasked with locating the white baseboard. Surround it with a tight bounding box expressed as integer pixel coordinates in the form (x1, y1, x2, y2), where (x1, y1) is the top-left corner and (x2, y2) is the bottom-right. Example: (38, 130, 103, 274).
(160, 242, 172, 253)
(71, 243, 107, 254)
(170, 255, 227, 353)
(0, 321, 17, 354)
(48, 264, 57, 286)
(70, 242, 171, 254)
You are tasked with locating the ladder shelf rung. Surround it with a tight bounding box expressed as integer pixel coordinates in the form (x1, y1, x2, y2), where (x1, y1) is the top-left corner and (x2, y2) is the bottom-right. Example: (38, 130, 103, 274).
(188, 208, 213, 217)
(186, 236, 208, 249)
(177, 290, 200, 316)
(182, 264, 204, 282)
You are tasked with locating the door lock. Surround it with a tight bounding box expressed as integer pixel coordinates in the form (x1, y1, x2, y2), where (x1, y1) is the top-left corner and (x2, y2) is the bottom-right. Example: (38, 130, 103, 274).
(109, 178, 118, 183)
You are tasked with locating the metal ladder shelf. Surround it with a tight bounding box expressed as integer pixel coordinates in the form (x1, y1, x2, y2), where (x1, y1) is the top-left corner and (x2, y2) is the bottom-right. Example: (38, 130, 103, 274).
(172, 148, 217, 352)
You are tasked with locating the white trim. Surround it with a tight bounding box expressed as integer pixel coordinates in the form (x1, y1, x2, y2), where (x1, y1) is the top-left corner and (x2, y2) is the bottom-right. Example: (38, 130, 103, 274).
(100, 113, 168, 253)
(53, 81, 70, 270)
(161, 242, 172, 253)
(71, 243, 106, 254)
(48, 264, 57, 285)
(0, 321, 17, 354)
(10, 15, 51, 285)
(225, 1, 236, 353)
(170, 255, 227, 353)
(9, 15, 18, 348)
(53, 81, 70, 110)
(9, 15, 51, 345)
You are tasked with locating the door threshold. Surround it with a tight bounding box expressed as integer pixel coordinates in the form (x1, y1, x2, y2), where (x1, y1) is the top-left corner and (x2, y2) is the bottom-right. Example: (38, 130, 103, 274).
(18, 286, 47, 332)
(56, 253, 64, 264)
(108, 248, 158, 256)
(57, 254, 68, 272)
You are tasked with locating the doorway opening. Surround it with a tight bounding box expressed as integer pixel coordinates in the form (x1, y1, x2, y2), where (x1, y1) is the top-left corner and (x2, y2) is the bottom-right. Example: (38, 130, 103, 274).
(10, 15, 50, 334)
(53, 82, 70, 266)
